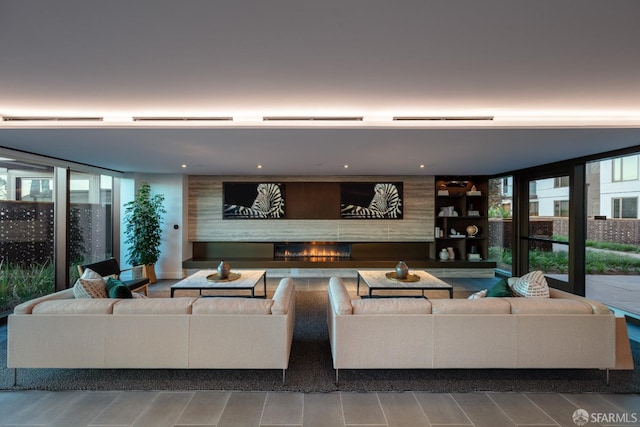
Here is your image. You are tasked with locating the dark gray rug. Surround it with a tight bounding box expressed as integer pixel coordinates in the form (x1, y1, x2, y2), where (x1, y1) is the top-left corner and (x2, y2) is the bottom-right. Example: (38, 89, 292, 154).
(2, 291, 639, 392)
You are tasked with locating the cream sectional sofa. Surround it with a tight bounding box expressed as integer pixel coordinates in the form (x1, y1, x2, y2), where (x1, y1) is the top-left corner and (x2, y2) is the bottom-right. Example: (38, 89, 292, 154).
(7, 277, 296, 384)
(328, 277, 628, 383)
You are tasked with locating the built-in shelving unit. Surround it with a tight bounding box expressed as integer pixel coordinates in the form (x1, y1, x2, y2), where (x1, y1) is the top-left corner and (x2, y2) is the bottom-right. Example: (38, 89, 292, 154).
(434, 176, 495, 268)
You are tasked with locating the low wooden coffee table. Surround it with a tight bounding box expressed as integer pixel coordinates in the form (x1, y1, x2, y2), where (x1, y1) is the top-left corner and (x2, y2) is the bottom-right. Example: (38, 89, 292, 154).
(170, 269, 267, 298)
(356, 269, 453, 298)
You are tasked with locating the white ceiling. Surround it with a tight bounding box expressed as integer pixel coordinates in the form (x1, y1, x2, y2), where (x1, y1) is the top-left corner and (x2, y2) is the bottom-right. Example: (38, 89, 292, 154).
(0, 0, 639, 176)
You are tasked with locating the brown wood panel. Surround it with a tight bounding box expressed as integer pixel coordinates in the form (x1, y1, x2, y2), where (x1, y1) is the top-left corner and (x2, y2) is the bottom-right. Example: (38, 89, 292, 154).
(285, 182, 340, 219)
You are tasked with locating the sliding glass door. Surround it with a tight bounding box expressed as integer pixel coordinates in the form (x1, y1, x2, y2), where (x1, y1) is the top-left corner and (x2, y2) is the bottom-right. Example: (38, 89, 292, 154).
(525, 175, 571, 284)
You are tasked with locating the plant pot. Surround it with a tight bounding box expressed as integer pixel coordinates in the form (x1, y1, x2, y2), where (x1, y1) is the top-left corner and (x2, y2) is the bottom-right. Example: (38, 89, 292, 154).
(144, 263, 157, 284)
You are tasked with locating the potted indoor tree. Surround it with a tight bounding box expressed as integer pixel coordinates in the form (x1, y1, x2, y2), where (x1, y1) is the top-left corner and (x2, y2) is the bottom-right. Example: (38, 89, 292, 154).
(123, 182, 166, 284)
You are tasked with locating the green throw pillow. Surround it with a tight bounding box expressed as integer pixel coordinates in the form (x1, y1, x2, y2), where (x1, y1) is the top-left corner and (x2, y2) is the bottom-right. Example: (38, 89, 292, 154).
(105, 277, 133, 299)
(487, 279, 513, 297)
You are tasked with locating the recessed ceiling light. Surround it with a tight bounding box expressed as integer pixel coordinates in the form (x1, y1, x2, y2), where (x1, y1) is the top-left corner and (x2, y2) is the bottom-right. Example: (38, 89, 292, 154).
(181, 164, 187, 168)
(343, 164, 349, 169)
(419, 164, 425, 168)
(257, 164, 263, 169)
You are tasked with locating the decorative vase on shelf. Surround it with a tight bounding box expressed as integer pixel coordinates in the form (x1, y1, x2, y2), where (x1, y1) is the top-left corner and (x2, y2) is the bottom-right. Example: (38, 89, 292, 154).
(217, 260, 231, 279)
(447, 247, 455, 260)
(439, 249, 449, 260)
(395, 260, 409, 279)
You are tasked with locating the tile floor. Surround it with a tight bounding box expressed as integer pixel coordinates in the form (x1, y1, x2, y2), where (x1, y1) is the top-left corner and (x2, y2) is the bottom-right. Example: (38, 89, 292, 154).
(2, 276, 640, 426)
(1, 389, 640, 427)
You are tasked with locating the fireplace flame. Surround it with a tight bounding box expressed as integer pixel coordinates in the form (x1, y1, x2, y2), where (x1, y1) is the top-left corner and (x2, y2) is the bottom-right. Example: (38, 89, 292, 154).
(277, 243, 350, 261)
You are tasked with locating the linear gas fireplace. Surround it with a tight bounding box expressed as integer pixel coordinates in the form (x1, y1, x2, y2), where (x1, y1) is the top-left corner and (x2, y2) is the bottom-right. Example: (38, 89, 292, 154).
(187, 241, 435, 269)
(274, 242, 351, 261)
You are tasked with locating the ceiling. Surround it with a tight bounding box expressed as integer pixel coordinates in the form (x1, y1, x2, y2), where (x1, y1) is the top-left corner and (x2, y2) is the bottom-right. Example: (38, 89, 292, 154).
(0, 0, 639, 176)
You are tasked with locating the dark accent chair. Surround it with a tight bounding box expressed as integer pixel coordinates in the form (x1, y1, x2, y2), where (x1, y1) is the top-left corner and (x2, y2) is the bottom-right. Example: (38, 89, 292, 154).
(77, 258, 150, 296)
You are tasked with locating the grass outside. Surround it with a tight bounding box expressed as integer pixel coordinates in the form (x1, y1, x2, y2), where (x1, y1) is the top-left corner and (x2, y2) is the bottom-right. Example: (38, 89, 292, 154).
(0, 261, 55, 313)
(490, 245, 640, 275)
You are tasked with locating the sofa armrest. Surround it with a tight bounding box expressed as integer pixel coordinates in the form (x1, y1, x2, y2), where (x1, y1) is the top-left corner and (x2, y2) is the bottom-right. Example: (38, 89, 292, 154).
(271, 277, 295, 314)
(328, 277, 353, 315)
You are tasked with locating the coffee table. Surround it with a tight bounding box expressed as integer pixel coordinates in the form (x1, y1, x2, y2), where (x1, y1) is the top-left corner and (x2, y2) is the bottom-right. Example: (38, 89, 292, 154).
(170, 269, 267, 298)
(356, 269, 453, 298)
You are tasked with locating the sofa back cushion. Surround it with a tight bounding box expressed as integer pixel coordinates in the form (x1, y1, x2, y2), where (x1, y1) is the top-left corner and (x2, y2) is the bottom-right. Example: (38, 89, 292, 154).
(192, 297, 274, 315)
(271, 277, 295, 315)
(507, 297, 594, 314)
(431, 298, 511, 314)
(548, 288, 611, 314)
(113, 297, 196, 315)
(32, 299, 118, 315)
(351, 297, 432, 315)
(13, 288, 75, 314)
(328, 277, 353, 315)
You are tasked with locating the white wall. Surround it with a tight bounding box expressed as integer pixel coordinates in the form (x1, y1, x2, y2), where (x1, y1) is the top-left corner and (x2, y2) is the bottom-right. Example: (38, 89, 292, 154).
(120, 174, 187, 279)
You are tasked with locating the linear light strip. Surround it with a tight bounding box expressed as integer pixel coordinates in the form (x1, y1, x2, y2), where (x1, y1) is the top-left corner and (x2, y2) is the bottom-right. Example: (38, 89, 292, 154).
(131, 116, 233, 122)
(263, 116, 364, 121)
(393, 116, 494, 121)
(1, 116, 104, 122)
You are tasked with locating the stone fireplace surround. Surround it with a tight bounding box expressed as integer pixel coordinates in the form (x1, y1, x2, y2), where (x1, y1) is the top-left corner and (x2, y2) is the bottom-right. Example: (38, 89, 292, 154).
(182, 241, 491, 270)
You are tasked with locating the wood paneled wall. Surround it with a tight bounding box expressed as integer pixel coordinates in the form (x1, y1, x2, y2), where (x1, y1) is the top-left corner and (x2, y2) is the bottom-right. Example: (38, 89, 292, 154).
(188, 175, 434, 242)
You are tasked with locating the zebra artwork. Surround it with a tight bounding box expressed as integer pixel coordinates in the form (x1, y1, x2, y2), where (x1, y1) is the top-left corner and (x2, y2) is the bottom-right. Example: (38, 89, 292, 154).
(223, 183, 285, 219)
(340, 182, 403, 219)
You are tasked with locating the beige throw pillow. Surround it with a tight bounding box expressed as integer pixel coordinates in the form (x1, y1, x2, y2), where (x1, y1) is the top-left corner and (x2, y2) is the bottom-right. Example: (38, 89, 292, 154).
(509, 270, 550, 298)
(73, 268, 108, 299)
(467, 289, 488, 299)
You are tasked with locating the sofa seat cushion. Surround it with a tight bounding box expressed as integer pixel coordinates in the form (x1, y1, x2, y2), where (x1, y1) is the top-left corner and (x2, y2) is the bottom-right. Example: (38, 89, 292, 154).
(271, 277, 295, 315)
(113, 297, 196, 315)
(192, 297, 274, 315)
(507, 297, 595, 314)
(351, 297, 432, 315)
(431, 298, 511, 314)
(32, 299, 118, 314)
(328, 277, 353, 315)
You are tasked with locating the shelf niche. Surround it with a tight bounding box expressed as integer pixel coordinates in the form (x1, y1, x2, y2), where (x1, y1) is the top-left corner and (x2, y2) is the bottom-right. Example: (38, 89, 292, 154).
(434, 176, 492, 265)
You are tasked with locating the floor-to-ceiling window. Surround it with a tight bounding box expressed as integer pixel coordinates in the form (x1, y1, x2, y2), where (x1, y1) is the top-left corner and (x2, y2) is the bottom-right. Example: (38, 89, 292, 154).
(584, 153, 640, 314)
(527, 175, 571, 277)
(0, 157, 56, 313)
(68, 172, 113, 286)
(488, 175, 513, 275)
(0, 150, 118, 314)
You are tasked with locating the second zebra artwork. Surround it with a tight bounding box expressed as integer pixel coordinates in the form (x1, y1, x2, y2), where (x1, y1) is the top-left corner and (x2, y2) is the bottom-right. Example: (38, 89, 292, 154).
(340, 182, 403, 219)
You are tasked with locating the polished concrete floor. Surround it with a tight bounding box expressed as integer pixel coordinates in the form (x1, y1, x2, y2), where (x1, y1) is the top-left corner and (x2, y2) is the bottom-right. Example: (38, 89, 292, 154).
(1, 389, 640, 427)
(2, 275, 639, 426)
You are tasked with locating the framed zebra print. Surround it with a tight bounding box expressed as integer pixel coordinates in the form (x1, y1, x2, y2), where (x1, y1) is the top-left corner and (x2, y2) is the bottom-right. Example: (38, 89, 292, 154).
(340, 182, 403, 219)
(223, 182, 286, 219)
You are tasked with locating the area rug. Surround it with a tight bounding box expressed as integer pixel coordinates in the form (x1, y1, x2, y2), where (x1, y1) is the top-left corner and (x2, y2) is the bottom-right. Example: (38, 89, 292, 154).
(2, 291, 639, 392)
